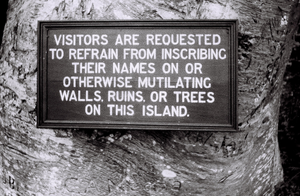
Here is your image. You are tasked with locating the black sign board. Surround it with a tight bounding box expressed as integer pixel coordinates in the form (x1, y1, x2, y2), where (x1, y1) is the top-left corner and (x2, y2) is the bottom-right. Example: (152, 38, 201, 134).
(37, 20, 237, 131)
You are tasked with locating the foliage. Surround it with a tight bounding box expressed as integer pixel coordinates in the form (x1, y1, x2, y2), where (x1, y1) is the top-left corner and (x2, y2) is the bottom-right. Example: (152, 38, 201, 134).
(275, 30, 300, 195)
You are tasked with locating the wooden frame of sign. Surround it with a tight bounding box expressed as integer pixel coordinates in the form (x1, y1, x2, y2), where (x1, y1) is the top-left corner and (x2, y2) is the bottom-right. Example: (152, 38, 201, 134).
(37, 20, 237, 131)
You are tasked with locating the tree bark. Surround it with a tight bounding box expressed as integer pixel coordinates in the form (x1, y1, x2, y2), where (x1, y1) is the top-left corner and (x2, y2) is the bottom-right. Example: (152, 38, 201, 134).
(1, 0, 300, 195)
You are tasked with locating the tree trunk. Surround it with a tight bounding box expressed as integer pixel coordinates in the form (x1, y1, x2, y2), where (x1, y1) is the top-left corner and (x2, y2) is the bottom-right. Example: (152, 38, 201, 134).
(1, 0, 300, 195)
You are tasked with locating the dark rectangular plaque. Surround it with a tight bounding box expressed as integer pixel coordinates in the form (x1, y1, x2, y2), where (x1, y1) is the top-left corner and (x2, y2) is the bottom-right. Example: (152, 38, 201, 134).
(37, 20, 237, 131)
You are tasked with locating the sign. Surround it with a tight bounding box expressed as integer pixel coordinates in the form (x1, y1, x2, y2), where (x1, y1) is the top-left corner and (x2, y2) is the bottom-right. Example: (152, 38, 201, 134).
(37, 20, 237, 131)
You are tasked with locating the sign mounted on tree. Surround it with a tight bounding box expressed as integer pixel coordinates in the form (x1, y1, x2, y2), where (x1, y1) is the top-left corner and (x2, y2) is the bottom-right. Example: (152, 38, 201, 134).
(37, 20, 237, 131)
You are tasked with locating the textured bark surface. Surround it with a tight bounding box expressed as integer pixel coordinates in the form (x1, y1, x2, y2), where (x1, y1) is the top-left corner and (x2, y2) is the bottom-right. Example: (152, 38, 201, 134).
(0, 0, 300, 195)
